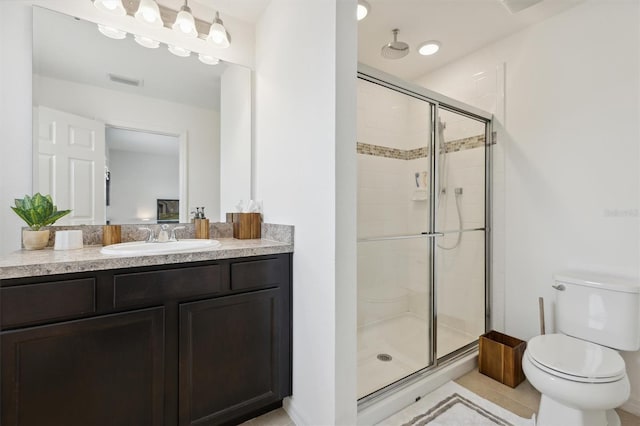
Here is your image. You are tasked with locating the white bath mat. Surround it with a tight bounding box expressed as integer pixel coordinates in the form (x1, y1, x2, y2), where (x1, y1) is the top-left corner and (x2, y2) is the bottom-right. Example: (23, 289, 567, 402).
(376, 381, 535, 426)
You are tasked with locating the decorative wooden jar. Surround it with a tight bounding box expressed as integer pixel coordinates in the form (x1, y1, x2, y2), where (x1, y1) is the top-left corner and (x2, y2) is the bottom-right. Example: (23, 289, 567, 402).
(102, 225, 121, 246)
(194, 219, 210, 239)
(225, 213, 262, 239)
(478, 330, 527, 388)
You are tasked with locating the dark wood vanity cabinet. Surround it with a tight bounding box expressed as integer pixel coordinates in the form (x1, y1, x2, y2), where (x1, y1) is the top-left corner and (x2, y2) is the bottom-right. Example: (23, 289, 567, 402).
(0, 253, 292, 426)
(1, 307, 165, 426)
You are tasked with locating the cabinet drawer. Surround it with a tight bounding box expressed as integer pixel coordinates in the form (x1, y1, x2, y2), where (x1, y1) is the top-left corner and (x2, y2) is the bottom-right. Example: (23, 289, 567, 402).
(114, 265, 223, 308)
(230, 258, 282, 291)
(1, 278, 96, 328)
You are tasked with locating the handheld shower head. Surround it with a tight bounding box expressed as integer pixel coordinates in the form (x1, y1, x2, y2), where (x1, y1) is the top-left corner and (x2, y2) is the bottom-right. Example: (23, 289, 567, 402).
(381, 29, 409, 60)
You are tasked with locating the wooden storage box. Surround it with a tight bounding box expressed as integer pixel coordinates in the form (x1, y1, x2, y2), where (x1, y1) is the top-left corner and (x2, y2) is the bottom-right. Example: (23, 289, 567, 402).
(226, 213, 262, 239)
(478, 330, 527, 388)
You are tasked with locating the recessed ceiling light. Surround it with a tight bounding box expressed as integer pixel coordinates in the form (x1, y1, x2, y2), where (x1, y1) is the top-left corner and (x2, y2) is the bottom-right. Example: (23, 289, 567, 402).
(357, 0, 370, 21)
(418, 41, 441, 56)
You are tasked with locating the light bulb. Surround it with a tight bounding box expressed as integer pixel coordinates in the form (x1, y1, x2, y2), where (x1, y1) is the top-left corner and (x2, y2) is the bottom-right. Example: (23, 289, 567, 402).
(93, 0, 126, 16)
(135, 0, 163, 28)
(198, 53, 220, 65)
(103, 1, 118, 10)
(208, 23, 226, 44)
(98, 24, 127, 40)
(172, 8, 197, 38)
(134, 35, 160, 49)
(168, 45, 191, 57)
(207, 13, 230, 48)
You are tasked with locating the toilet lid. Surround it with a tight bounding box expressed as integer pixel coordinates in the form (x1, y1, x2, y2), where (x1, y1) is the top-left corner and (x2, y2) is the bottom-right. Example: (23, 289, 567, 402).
(527, 334, 626, 383)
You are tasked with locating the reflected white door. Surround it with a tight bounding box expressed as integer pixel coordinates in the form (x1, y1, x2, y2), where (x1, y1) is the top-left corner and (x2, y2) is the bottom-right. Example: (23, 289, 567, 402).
(35, 106, 105, 225)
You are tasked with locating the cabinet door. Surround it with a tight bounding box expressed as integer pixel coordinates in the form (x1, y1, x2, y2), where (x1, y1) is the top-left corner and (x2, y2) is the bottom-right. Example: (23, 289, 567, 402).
(1, 307, 164, 426)
(179, 289, 284, 426)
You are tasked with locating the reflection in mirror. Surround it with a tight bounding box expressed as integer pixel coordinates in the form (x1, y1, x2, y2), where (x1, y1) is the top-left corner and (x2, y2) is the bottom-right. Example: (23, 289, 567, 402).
(106, 127, 179, 224)
(32, 6, 251, 225)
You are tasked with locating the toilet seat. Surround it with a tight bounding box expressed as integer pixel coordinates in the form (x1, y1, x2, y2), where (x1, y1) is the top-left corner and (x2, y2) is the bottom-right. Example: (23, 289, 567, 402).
(527, 334, 626, 383)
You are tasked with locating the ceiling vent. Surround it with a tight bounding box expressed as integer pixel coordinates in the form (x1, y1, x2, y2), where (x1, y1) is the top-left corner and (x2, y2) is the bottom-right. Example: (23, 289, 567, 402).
(500, 0, 543, 14)
(108, 73, 143, 87)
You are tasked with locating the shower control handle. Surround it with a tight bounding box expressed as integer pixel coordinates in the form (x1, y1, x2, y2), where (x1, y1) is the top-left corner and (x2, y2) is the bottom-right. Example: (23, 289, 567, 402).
(552, 284, 566, 291)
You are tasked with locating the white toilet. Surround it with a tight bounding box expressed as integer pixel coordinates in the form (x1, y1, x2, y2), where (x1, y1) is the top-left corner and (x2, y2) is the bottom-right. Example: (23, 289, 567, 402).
(522, 272, 640, 426)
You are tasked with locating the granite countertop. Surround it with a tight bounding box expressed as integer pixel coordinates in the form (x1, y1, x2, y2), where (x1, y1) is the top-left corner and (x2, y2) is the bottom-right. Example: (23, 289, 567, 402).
(0, 238, 293, 280)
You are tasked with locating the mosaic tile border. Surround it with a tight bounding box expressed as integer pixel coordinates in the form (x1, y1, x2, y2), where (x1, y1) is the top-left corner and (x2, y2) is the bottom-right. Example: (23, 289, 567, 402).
(357, 134, 485, 159)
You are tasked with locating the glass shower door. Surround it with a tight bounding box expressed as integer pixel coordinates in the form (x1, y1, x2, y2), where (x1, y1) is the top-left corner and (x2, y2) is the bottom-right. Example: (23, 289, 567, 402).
(433, 107, 488, 359)
(356, 78, 435, 398)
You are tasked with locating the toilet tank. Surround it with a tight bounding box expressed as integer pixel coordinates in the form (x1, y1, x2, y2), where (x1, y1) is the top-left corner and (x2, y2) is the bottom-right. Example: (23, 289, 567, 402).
(554, 272, 640, 351)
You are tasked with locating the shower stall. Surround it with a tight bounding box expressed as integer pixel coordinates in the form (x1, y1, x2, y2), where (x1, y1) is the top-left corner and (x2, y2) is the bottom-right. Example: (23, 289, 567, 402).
(356, 66, 492, 404)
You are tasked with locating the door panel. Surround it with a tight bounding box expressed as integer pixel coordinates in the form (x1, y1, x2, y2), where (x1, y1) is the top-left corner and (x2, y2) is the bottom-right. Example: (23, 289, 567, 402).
(434, 108, 487, 359)
(356, 77, 435, 399)
(35, 106, 105, 224)
(179, 289, 283, 425)
(1, 307, 165, 426)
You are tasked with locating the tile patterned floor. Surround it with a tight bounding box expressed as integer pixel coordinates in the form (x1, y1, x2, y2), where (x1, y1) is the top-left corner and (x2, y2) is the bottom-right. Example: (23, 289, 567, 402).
(244, 369, 640, 425)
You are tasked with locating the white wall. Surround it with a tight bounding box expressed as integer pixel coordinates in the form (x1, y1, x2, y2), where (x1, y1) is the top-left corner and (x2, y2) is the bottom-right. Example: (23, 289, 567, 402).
(0, 2, 33, 256)
(33, 75, 220, 222)
(254, 0, 357, 424)
(417, 0, 640, 414)
(220, 65, 252, 217)
(107, 149, 179, 223)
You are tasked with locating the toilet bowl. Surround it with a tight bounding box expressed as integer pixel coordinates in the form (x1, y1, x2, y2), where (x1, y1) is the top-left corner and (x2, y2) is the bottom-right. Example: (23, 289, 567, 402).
(522, 334, 630, 426)
(522, 272, 640, 426)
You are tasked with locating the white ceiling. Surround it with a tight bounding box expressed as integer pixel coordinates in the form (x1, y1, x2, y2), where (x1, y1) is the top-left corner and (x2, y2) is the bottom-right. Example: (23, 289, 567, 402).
(358, 0, 586, 80)
(107, 127, 179, 155)
(180, 0, 270, 23)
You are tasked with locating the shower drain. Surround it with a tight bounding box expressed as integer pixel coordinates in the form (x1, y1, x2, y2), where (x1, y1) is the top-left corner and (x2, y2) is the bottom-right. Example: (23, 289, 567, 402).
(377, 353, 393, 362)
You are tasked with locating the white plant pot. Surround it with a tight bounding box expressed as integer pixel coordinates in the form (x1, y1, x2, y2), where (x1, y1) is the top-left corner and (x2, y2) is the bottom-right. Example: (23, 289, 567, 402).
(23, 229, 50, 250)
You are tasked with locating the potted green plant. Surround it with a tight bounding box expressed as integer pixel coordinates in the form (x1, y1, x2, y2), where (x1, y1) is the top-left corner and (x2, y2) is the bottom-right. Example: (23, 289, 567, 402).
(11, 193, 71, 250)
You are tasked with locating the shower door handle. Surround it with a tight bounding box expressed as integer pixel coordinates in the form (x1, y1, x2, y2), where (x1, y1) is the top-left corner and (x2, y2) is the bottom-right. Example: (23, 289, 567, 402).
(421, 232, 444, 237)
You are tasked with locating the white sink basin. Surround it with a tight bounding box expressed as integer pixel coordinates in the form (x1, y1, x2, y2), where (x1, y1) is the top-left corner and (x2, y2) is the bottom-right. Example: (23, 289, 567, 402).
(100, 239, 220, 255)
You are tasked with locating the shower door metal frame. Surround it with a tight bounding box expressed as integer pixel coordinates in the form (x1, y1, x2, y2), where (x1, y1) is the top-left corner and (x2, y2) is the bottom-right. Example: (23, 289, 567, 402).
(356, 63, 493, 408)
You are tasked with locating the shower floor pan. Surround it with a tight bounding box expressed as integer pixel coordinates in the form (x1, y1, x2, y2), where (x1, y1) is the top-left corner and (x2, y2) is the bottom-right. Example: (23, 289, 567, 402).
(357, 313, 476, 399)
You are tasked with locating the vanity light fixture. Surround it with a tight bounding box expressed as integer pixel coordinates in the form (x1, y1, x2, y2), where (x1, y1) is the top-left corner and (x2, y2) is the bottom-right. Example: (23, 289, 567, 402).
(207, 11, 230, 48)
(198, 53, 220, 65)
(418, 40, 441, 56)
(168, 44, 191, 57)
(93, 0, 232, 60)
(98, 24, 127, 40)
(93, 0, 126, 16)
(357, 0, 370, 21)
(172, 0, 198, 38)
(134, 34, 160, 49)
(135, 0, 163, 28)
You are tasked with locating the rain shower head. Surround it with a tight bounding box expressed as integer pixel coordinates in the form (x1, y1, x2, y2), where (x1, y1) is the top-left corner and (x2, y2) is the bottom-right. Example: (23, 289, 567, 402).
(381, 29, 409, 60)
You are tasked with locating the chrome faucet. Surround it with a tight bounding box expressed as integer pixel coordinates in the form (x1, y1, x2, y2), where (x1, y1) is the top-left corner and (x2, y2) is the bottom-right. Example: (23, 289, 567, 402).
(170, 226, 185, 242)
(138, 227, 156, 243)
(139, 225, 185, 243)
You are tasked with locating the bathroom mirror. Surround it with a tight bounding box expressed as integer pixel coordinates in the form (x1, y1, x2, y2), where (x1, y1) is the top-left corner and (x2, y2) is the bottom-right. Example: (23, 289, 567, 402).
(32, 6, 251, 225)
